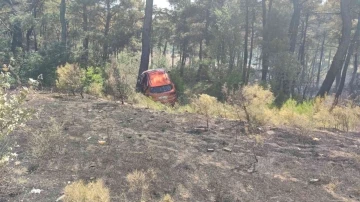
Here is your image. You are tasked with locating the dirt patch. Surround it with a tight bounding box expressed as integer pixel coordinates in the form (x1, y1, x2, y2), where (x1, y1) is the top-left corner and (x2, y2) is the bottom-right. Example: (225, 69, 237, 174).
(1, 93, 360, 201)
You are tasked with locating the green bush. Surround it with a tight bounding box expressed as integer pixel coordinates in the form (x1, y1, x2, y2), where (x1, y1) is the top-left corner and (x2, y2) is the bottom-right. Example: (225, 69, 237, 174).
(281, 99, 314, 117)
(19, 43, 67, 86)
(84, 67, 104, 97)
(168, 70, 187, 103)
(104, 59, 132, 103)
(0, 73, 34, 159)
(56, 63, 86, 96)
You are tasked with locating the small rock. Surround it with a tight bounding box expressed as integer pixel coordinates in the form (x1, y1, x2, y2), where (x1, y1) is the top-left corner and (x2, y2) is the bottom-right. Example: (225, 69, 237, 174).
(98, 140, 106, 145)
(313, 137, 320, 141)
(207, 148, 215, 152)
(128, 118, 134, 121)
(14, 161, 21, 166)
(27, 163, 39, 173)
(148, 136, 158, 140)
(90, 177, 95, 180)
(266, 130, 275, 135)
(56, 194, 65, 202)
(223, 147, 232, 152)
(247, 164, 256, 173)
(309, 179, 320, 184)
(30, 188, 42, 194)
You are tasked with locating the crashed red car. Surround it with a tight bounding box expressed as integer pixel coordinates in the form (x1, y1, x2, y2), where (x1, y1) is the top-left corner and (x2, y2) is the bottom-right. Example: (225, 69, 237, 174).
(138, 69, 177, 105)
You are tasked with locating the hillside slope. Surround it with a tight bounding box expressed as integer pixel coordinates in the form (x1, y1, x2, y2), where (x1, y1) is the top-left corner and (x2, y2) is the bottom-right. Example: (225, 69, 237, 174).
(1, 93, 360, 202)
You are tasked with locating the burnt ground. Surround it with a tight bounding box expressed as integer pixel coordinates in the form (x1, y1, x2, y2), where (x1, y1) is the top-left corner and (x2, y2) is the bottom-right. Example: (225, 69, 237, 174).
(1, 93, 360, 202)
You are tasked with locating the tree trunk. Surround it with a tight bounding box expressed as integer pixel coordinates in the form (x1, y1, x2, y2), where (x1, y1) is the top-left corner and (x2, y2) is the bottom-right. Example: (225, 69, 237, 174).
(289, 0, 301, 53)
(180, 43, 186, 76)
(11, 19, 23, 54)
(103, 0, 111, 61)
(229, 35, 236, 72)
(349, 49, 358, 95)
(311, 43, 320, 87)
(299, 13, 309, 66)
(26, 28, 33, 52)
(150, 43, 154, 68)
(197, 40, 203, 81)
(299, 13, 309, 91)
(60, 0, 67, 64)
(327, 50, 332, 69)
(171, 44, 175, 68)
(246, 9, 255, 85)
(136, 0, 153, 91)
(317, 0, 352, 97)
(242, 0, 249, 85)
(261, 0, 273, 82)
(316, 32, 326, 88)
(162, 41, 167, 56)
(82, 4, 89, 67)
(33, 3, 38, 51)
(34, 29, 37, 51)
(335, 68, 341, 90)
(60, 0, 66, 46)
(335, 14, 360, 101)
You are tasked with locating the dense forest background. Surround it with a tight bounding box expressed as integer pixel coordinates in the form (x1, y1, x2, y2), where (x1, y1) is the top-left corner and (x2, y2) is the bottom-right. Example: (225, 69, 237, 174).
(0, 0, 359, 106)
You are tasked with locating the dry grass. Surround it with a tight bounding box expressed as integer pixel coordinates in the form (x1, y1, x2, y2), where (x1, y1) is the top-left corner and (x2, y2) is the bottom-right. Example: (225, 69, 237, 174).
(64, 179, 110, 202)
(130, 84, 360, 133)
(29, 118, 64, 158)
(126, 169, 157, 201)
(252, 134, 265, 146)
(160, 194, 174, 202)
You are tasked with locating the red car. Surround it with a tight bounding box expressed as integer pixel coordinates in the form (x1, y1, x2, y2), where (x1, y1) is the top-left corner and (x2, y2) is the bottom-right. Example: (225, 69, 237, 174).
(139, 69, 177, 105)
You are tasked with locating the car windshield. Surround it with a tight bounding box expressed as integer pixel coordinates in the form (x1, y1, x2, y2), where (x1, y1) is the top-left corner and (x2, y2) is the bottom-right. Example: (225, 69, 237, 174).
(150, 85, 172, 93)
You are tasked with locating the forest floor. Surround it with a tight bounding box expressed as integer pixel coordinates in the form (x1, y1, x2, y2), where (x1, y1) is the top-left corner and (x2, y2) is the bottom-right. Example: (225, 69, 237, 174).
(1, 93, 360, 202)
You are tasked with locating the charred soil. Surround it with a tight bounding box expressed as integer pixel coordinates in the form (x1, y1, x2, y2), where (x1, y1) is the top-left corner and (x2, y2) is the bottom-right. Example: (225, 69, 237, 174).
(1, 93, 360, 202)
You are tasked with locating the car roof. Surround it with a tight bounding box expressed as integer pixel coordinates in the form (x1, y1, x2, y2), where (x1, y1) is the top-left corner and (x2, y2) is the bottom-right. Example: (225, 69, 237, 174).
(142, 69, 172, 87)
(142, 68, 166, 74)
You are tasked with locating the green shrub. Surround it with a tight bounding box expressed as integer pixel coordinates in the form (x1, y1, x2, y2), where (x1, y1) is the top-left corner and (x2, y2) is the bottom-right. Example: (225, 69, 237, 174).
(191, 94, 217, 128)
(331, 101, 360, 131)
(168, 70, 186, 103)
(116, 52, 139, 87)
(84, 67, 104, 97)
(56, 63, 86, 97)
(226, 84, 275, 125)
(0, 73, 34, 159)
(104, 59, 132, 103)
